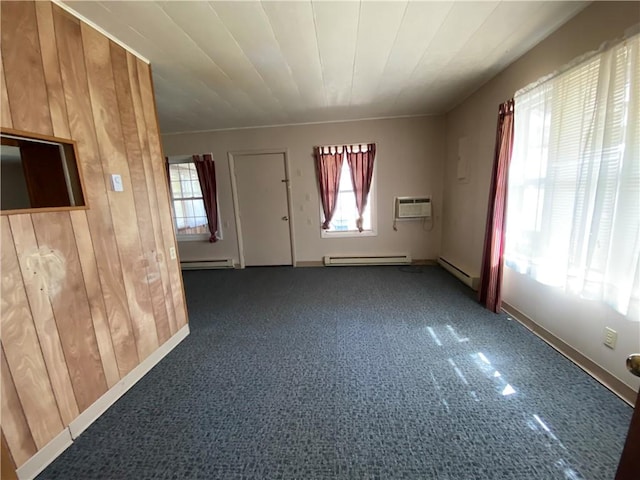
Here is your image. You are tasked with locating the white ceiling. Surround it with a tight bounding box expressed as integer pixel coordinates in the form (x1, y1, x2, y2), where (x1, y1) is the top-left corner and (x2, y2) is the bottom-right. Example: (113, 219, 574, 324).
(62, 1, 588, 134)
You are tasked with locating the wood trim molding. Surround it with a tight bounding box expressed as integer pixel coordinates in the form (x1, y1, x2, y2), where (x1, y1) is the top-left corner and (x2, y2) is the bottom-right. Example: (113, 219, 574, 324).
(50, 1, 149, 64)
(0, 127, 90, 215)
(16, 428, 72, 480)
(68, 325, 190, 439)
(502, 301, 636, 406)
(227, 149, 295, 269)
(15, 326, 189, 480)
(1, 126, 75, 145)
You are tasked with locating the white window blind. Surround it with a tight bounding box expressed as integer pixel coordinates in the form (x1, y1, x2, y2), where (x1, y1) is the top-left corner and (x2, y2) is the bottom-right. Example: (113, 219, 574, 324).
(506, 33, 640, 316)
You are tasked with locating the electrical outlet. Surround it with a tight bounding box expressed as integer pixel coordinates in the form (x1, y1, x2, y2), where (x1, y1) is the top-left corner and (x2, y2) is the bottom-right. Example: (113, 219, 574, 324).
(604, 327, 617, 349)
(169, 246, 177, 260)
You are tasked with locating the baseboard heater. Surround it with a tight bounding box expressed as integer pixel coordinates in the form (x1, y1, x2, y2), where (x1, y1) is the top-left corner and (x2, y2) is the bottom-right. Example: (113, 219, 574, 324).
(180, 259, 234, 270)
(323, 254, 411, 266)
(437, 257, 480, 290)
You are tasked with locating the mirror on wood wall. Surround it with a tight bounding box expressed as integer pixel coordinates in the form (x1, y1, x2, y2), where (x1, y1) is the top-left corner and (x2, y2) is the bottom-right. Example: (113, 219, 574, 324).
(0, 129, 86, 213)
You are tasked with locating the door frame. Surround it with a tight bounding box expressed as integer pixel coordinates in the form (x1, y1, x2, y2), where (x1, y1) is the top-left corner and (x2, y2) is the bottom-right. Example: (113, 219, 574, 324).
(228, 149, 296, 269)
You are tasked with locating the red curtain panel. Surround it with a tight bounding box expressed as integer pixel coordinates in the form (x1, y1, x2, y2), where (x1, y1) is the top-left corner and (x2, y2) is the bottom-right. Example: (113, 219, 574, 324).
(479, 99, 515, 313)
(315, 147, 344, 229)
(193, 154, 219, 243)
(346, 144, 376, 232)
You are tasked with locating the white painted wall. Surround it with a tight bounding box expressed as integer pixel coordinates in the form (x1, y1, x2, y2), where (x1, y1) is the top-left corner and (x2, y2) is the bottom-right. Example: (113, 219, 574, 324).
(442, 1, 640, 391)
(162, 115, 445, 264)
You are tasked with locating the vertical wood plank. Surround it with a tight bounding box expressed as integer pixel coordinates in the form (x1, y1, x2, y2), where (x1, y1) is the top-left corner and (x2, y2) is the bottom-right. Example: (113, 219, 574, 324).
(69, 210, 120, 388)
(1, 432, 18, 480)
(137, 59, 189, 329)
(0, 348, 37, 467)
(127, 52, 178, 337)
(110, 44, 171, 344)
(0, 53, 13, 129)
(30, 211, 108, 412)
(0, 217, 63, 449)
(34, 0, 71, 139)
(81, 23, 159, 360)
(41, 3, 118, 386)
(0, 1, 53, 134)
(8, 214, 79, 425)
(53, 5, 139, 377)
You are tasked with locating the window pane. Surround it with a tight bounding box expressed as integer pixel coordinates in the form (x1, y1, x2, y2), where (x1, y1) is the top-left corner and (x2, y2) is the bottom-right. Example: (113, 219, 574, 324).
(173, 198, 209, 234)
(169, 161, 210, 235)
(506, 35, 640, 315)
(326, 157, 372, 232)
(169, 163, 203, 200)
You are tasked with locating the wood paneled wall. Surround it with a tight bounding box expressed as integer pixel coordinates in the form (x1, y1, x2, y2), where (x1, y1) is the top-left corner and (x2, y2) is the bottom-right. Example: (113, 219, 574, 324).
(0, 1, 188, 470)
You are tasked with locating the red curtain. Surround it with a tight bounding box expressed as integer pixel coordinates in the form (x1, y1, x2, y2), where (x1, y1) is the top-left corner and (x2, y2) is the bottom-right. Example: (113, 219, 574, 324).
(346, 144, 376, 232)
(315, 147, 344, 229)
(193, 154, 219, 243)
(479, 99, 515, 313)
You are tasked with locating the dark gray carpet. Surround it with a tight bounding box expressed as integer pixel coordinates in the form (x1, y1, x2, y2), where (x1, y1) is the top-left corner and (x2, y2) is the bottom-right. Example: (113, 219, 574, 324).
(37, 266, 632, 479)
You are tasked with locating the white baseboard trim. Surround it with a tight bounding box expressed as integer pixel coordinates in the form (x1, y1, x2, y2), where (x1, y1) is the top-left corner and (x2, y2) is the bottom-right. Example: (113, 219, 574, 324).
(69, 324, 190, 438)
(502, 302, 636, 406)
(17, 325, 190, 479)
(17, 428, 72, 480)
(437, 257, 480, 290)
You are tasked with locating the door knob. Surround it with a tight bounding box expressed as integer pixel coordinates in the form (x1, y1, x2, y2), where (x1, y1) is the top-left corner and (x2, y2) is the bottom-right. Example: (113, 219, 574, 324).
(627, 354, 640, 377)
(282, 216, 289, 221)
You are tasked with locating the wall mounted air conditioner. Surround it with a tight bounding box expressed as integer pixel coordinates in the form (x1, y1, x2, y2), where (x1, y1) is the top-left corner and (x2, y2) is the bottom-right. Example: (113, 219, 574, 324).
(395, 197, 432, 219)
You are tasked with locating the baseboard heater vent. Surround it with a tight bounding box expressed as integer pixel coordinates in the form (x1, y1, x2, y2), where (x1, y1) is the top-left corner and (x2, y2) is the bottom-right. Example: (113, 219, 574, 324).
(180, 259, 234, 270)
(437, 257, 480, 290)
(323, 254, 411, 266)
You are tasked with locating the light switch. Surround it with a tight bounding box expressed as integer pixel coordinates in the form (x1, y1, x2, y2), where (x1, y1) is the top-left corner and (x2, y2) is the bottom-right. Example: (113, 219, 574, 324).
(110, 174, 124, 192)
(169, 246, 177, 260)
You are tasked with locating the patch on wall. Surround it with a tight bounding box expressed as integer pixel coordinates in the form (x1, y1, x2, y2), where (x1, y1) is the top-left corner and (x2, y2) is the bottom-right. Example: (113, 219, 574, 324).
(23, 247, 66, 297)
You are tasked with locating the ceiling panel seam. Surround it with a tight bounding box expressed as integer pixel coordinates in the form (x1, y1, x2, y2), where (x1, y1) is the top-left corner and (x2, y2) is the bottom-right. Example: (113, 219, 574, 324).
(96, 2, 241, 120)
(387, 1, 455, 110)
(365, 0, 409, 106)
(416, 1, 502, 98)
(347, 1, 363, 106)
(158, 3, 266, 117)
(310, 1, 329, 108)
(259, 1, 304, 106)
(206, 1, 288, 119)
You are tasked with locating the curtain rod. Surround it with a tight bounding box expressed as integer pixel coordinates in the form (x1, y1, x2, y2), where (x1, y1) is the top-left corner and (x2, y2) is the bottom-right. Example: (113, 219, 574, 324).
(314, 142, 376, 149)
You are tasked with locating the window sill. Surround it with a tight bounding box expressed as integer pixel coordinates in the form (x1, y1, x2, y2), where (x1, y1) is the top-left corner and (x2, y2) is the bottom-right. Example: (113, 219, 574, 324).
(176, 233, 213, 242)
(321, 229, 377, 239)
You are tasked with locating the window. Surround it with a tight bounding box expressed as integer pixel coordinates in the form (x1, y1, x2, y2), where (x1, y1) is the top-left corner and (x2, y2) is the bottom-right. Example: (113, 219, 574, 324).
(318, 144, 377, 238)
(506, 33, 639, 316)
(1, 130, 86, 212)
(168, 161, 209, 240)
(324, 158, 374, 234)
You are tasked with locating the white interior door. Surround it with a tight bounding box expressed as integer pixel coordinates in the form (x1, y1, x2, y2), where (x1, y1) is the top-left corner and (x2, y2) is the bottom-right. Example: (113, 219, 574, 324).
(234, 153, 292, 266)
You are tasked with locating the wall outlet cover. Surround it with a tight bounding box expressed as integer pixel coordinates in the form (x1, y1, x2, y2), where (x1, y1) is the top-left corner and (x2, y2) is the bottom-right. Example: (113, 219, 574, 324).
(604, 327, 617, 349)
(110, 174, 124, 192)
